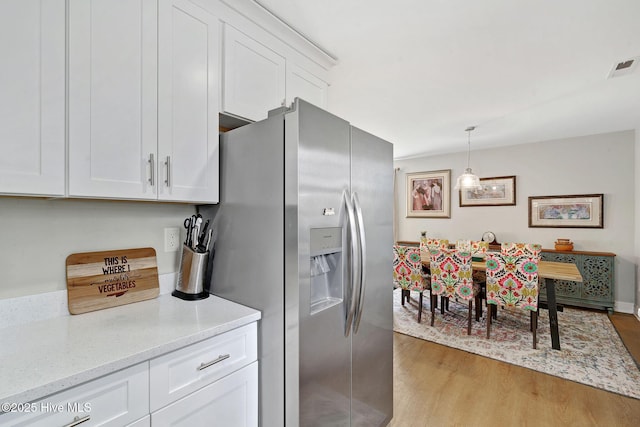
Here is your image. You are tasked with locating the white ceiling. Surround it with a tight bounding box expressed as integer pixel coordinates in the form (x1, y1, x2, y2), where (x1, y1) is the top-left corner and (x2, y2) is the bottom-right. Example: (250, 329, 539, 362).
(255, 0, 640, 159)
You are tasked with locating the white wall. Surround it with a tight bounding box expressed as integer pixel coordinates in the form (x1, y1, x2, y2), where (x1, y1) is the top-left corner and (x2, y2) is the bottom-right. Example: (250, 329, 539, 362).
(635, 127, 640, 319)
(0, 198, 196, 299)
(394, 130, 636, 311)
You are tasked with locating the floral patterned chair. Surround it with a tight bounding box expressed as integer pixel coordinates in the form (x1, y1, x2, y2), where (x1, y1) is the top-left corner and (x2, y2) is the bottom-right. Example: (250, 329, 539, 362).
(469, 240, 490, 320)
(419, 238, 449, 262)
(393, 245, 432, 323)
(470, 240, 490, 255)
(501, 242, 542, 257)
(418, 238, 448, 312)
(429, 247, 479, 334)
(485, 243, 541, 348)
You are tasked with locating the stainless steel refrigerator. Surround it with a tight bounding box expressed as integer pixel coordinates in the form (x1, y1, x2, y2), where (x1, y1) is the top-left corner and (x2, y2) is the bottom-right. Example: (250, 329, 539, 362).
(206, 99, 393, 427)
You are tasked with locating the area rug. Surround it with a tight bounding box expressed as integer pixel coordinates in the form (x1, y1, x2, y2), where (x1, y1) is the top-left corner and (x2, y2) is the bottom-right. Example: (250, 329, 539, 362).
(393, 288, 640, 399)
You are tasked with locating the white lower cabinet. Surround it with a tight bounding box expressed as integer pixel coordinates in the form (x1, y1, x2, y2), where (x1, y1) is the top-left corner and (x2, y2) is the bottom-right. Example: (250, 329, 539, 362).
(151, 362, 258, 426)
(129, 415, 151, 427)
(0, 362, 149, 427)
(149, 323, 257, 412)
(0, 323, 258, 427)
(149, 323, 258, 426)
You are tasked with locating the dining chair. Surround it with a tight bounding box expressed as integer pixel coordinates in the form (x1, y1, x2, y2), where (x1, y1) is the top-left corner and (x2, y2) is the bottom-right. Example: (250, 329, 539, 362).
(393, 245, 433, 323)
(501, 242, 542, 257)
(470, 240, 489, 255)
(429, 247, 479, 334)
(419, 238, 448, 312)
(489, 242, 542, 321)
(469, 240, 490, 320)
(485, 246, 541, 348)
(420, 238, 449, 262)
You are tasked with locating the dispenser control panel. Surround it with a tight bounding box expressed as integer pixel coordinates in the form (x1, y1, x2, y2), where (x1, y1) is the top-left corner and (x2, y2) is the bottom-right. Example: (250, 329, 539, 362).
(310, 227, 342, 256)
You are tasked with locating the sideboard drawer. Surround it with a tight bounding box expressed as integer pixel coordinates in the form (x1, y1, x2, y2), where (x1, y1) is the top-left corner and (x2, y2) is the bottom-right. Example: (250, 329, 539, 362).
(149, 323, 257, 412)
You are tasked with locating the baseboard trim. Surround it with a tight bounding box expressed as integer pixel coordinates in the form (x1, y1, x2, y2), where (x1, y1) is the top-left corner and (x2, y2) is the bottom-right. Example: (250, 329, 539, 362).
(614, 300, 635, 314)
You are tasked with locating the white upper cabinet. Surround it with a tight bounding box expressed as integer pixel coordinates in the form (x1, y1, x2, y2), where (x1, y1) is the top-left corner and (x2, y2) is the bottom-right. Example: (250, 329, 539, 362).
(158, 0, 219, 203)
(222, 24, 286, 122)
(68, 0, 219, 203)
(3, 0, 330, 202)
(68, 0, 158, 200)
(286, 62, 329, 110)
(0, 0, 65, 197)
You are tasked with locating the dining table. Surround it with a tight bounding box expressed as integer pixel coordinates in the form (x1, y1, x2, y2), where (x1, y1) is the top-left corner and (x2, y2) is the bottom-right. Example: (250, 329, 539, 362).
(421, 253, 583, 350)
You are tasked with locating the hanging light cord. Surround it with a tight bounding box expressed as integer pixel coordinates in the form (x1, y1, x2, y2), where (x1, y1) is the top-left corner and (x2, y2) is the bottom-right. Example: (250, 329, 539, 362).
(465, 126, 475, 170)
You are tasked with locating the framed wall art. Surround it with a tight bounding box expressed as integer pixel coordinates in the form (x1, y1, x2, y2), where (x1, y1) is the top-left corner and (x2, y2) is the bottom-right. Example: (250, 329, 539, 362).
(459, 175, 516, 207)
(528, 194, 604, 228)
(406, 170, 451, 218)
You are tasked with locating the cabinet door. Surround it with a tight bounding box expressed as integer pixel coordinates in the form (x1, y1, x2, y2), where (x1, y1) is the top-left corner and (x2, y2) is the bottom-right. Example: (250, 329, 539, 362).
(127, 415, 151, 427)
(151, 362, 258, 427)
(0, 362, 149, 426)
(68, 0, 158, 200)
(150, 323, 257, 412)
(158, 0, 219, 203)
(222, 24, 285, 121)
(286, 62, 328, 109)
(0, 0, 65, 197)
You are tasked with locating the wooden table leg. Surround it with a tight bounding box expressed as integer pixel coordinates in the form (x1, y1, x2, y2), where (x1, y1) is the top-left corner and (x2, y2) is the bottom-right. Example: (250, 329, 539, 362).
(545, 278, 561, 350)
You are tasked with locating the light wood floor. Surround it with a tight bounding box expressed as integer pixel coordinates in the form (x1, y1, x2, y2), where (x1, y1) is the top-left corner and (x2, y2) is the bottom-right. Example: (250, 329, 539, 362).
(389, 311, 640, 427)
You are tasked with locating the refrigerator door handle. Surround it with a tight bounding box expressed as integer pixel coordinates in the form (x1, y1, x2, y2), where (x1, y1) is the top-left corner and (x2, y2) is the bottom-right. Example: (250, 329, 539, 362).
(343, 190, 359, 337)
(352, 192, 367, 334)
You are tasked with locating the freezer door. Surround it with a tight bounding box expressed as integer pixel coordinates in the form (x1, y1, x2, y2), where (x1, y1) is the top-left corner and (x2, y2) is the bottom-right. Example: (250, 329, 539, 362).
(287, 100, 353, 426)
(350, 126, 394, 426)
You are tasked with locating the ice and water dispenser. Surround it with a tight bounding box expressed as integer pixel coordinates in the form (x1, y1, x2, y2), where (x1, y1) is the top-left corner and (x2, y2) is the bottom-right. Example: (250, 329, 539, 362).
(309, 227, 343, 315)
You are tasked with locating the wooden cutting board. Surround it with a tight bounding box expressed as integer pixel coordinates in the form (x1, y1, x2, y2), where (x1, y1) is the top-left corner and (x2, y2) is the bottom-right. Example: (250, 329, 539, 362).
(66, 247, 159, 314)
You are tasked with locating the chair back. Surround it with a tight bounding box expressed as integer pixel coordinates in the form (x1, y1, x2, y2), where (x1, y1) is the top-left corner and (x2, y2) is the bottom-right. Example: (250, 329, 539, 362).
(470, 240, 489, 255)
(501, 242, 542, 257)
(485, 250, 540, 311)
(455, 239, 471, 252)
(429, 248, 474, 301)
(393, 245, 425, 291)
(420, 238, 449, 262)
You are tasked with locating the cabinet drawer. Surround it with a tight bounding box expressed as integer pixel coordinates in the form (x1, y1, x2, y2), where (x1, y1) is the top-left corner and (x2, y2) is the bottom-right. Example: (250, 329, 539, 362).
(127, 415, 150, 427)
(0, 362, 149, 427)
(151, 362, 258, 427)
(149, 323, 257, 411)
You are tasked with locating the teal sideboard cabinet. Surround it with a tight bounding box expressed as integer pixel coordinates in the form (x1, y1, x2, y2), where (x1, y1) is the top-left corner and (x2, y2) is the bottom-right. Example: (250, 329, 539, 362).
(540, 249, 615, 313)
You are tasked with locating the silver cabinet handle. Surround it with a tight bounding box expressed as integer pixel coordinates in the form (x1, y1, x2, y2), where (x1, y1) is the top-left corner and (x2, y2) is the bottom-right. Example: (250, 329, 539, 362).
(148, 153, 155, 186)
(164, 156, 171, 187)
(197, 354, 230, 371)
(63, 415, 91, 427)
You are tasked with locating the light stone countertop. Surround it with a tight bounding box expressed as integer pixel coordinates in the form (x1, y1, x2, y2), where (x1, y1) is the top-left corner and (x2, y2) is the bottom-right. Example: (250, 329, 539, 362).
(0, 294, 261, 406)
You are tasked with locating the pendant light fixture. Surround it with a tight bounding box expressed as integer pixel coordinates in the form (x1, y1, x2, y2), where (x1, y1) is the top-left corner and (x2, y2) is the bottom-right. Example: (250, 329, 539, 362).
(454, 126, 482, 191)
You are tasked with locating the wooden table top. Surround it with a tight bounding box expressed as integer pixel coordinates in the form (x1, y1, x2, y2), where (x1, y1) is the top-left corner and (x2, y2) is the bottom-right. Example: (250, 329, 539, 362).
(421, 255, 583, 282)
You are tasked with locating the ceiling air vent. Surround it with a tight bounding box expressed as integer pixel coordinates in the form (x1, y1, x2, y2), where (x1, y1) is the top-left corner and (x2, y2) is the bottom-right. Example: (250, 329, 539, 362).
(607, 56, 640, 78)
